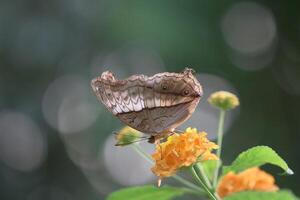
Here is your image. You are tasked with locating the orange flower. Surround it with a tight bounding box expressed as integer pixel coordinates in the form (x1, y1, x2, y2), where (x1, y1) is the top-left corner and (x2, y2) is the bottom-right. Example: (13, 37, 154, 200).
(151, 128, 218, 178)
(217, 167, 279, 198)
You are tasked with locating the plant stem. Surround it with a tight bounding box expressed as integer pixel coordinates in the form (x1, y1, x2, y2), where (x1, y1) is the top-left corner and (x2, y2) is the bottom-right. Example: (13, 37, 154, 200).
(190, 166, 218, 200)
(131, 144, 204, 194)
(213, 110, 226, 188)
(195, 163, 212, 189)
(173, 174, 205, 194)
(131, 144, 152, 163)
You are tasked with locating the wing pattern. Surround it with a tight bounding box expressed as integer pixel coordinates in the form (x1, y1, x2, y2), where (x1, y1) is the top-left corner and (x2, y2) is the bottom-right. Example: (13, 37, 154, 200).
(91, 69, 202, 134)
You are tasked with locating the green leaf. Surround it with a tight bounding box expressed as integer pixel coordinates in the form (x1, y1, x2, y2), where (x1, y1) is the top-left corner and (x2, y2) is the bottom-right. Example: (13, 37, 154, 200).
(224, 191, 298, 200)
(106, 185, 186, 200)
(201, 160, 218, 181)
(223, 146, 293, 175)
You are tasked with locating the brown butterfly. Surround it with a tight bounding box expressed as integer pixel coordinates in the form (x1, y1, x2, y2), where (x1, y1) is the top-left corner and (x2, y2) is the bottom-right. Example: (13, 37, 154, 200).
(91, 68, 203, 143)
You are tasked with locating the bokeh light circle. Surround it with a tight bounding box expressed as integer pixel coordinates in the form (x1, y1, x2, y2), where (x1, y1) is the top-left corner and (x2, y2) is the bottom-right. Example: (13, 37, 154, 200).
(103, 134, 155, 186)
(221, 2, 276, 54)
(58, 92, 100, 134)
(42, 75, 101, 134)
(0, 111, 47, 171)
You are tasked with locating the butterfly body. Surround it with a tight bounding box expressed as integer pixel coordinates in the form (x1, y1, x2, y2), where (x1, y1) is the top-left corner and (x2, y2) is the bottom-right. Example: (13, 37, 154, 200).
(91, 68, 202, 141)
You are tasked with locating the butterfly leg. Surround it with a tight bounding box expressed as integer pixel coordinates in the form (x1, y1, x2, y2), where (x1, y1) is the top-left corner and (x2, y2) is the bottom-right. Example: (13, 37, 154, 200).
(174, 128, 184, 133)
(148, 135, 162, 144)
(147, 131, 168, 144)
(169, 131, 177, 136)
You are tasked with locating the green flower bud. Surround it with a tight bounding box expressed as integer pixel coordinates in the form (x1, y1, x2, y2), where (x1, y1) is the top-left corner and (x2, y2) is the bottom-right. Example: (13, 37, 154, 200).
(115, 126, 142, 146)
(208, 91, 239, 110)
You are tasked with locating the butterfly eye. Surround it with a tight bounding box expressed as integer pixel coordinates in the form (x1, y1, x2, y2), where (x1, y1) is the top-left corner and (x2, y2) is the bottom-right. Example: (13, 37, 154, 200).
(161, 83, 169, 90)
(183, 89, 190, 96)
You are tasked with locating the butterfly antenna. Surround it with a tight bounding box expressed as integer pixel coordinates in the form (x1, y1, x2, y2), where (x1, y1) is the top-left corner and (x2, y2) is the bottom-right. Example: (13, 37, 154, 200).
(115, 137, 149, 146)
(112, 131, 149, 139)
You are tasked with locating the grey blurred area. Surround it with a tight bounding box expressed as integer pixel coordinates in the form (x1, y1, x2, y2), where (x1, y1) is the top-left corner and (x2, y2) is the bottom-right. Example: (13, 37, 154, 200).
(1, 0, 300, 199)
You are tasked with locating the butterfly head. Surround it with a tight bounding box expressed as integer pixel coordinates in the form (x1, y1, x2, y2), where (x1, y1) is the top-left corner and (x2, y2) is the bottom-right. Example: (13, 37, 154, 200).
(182, 69, 203, 98)
(160, 68, 202, 97)
(101, 71, 116, 81)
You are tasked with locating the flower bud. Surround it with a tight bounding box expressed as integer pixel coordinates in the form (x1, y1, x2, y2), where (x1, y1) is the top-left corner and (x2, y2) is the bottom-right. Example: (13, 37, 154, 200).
(115, 126, 141, 146)
(208, 91, 239, 110)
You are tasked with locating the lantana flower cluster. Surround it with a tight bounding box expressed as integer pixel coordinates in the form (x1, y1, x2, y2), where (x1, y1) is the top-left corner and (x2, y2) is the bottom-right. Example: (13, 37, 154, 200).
(151, 128, 218, 178)
(217, 167, 278, 198)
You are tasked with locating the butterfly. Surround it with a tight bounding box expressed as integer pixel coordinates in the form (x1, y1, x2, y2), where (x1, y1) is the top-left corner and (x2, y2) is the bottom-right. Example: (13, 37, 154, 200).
(91, 68, 203, 143)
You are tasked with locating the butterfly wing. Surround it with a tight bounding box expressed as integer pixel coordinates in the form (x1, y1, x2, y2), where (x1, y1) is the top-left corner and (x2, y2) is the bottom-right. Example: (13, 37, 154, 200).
(139, 72, 201, 133)
(91, 69, 202, 134)
(91, 72, 153, 133)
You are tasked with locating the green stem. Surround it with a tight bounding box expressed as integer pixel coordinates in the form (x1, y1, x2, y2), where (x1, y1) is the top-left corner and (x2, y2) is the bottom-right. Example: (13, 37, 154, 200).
(131, 144, 205, 194)
(213, 110, 226, 188)
(195, 163, 212, 189)
(173, 174, 205, 194)
(131, 144, 152, 163)
(190, 166, 218, 200)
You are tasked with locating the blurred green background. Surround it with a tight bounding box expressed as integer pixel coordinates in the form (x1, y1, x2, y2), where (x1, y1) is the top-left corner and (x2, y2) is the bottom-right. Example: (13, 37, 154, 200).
(1, 0, 300, 199)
